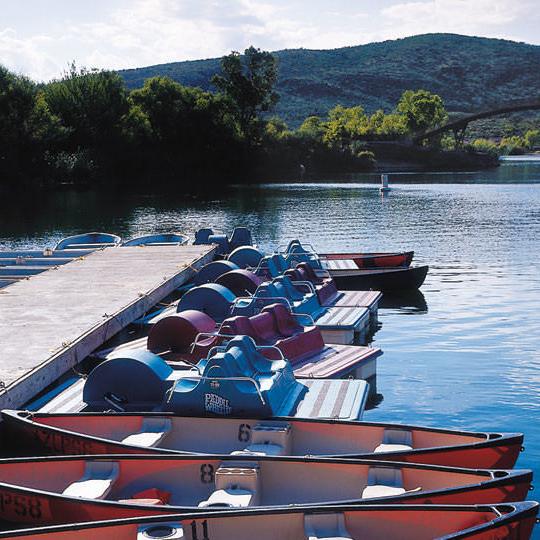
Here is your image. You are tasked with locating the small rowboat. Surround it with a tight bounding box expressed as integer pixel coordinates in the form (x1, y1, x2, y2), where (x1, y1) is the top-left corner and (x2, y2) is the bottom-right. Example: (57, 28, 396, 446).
(2, 410, 524, 469)
(0, 502, 536, 539)
(54, 233, 121, 251)
(0, 454, 530, 525)
(122, 233, 188, 247)
(328, 265, 429, 291)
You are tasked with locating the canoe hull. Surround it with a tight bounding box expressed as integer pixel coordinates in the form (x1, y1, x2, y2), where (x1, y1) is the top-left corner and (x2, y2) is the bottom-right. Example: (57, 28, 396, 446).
(3, 410, 525, 469)
(331, 265, 429, 291)
(0, 455, 530, 526)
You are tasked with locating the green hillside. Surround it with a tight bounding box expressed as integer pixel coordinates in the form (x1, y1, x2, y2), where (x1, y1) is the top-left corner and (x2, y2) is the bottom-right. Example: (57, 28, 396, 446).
(119, 33, 540, 126)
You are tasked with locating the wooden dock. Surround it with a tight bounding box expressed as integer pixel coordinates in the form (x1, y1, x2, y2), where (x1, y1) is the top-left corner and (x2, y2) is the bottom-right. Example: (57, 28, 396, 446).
(0, 245, 216, 409)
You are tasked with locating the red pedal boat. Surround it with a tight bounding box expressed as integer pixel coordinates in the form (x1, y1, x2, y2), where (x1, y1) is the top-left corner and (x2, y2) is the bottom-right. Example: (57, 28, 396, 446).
(0, 455, 530, 525)
(0, 502, 536, 539)
(2, 410, 524, 469)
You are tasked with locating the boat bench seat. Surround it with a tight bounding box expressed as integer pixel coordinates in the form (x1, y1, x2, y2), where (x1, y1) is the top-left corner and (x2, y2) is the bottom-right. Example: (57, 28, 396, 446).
(304, 513, 352, 540)
(362, 465, 421, 500)
(322, 259, 358, 271)
(199, 462, 260, 508)
(231, 442, 285, 456)
(121, 418, 172, 448)
(232, 421, 292, 457)
(374, 428, 413, 454)
(63, 461, 119, 500)
(362, 466, 405, 500)
(198, 488, 255, 508)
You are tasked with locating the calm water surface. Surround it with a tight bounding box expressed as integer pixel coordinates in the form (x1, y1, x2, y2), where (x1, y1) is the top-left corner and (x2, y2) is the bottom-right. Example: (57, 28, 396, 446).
(1, 162, 540, 533)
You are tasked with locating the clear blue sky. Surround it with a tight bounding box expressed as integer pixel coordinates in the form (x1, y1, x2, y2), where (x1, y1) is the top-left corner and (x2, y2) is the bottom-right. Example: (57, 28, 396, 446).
(1, 0, 538, 81)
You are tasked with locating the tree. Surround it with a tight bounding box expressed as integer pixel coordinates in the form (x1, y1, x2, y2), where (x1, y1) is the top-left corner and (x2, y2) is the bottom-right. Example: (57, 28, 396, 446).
(0, 65, 65, 184)
(212, 46, 279, 140)
(323, 105, 369, 148)
(524, 129, 540, 149)
(396, 89, 447, 134)
(128, 76, 240, 179)
(298, 116, 325, 140)
(42, 63, 129, 151)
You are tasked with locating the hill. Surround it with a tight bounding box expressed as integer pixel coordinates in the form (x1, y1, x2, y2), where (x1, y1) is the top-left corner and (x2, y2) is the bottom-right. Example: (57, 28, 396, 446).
(119, 33, 540, 127)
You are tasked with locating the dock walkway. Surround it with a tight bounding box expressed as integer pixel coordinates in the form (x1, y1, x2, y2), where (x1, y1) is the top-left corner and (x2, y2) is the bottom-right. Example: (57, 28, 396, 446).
(0, 245, 215, 409)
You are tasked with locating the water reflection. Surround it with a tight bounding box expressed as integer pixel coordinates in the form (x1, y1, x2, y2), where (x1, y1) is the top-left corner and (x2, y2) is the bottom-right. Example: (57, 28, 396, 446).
(1, 164, 540, 537)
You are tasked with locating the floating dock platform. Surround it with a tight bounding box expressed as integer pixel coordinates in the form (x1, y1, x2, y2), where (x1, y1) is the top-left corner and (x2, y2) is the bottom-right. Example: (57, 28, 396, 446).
(0, 245, 216, 409)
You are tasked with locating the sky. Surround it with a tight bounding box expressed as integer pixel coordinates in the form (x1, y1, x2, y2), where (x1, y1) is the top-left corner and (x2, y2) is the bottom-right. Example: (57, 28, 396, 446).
(1, 0, 539, 81)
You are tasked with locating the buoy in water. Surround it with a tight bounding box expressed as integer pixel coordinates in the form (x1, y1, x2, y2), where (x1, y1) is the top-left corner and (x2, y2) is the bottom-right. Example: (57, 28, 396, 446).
(380, 173, 391, 192)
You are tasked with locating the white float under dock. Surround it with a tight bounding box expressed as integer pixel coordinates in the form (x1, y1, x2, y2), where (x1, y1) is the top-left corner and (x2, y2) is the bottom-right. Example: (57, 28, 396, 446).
(0, 245, 216, 409)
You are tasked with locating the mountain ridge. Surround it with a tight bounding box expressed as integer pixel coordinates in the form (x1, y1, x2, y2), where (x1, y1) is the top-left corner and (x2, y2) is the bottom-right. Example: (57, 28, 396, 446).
(119, 33, 540, 126)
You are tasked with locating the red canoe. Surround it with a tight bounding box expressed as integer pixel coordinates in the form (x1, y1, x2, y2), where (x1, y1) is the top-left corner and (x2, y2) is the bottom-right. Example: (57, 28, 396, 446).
(0, 455, 531, 525)
(2, 410, 524, 469)
(319, 251, 414, 269)
(0, 502, 536, 539)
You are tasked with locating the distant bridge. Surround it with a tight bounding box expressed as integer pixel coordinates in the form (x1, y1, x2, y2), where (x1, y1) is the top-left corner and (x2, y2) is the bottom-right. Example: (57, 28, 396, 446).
(413, 98, 540, 146)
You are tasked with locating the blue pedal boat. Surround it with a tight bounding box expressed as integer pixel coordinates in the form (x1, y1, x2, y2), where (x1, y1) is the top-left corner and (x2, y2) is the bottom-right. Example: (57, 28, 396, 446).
(194, 227, 253, 255)
(79, 336, 369, 420)
(55, 232, 121, 251)
(122, 233, 189, 246)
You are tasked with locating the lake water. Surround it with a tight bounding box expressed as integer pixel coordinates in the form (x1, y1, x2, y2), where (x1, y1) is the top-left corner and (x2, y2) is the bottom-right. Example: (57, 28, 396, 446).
(1, 161, 540, 534)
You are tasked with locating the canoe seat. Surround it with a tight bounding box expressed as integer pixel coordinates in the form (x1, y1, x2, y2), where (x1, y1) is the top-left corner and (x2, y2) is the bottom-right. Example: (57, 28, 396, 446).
(199, 463, 260, 508)
(63, 461, 119, 500)
(121, 418, 172, 448)
(374, 428, 413, 454)
(231, 443, 284, 456)
(198, 488, 255, 508)
(323, 259, 358, 271)
(232, 421, 292, 457)
(304, 513, 352, 540)
(362, 466, 406, 499)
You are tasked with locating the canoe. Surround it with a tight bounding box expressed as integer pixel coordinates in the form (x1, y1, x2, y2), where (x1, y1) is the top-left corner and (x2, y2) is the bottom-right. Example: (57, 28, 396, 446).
(319, 251, 414, 268)
(282, 240, 427, 291)
(0, 454, 530, 525)
(54, 233, 121, 251)
(0, 502, 536, 539)
(329, 265, 429, 291)
(122, 233, 188, 247)
(3, 410, 524, 469)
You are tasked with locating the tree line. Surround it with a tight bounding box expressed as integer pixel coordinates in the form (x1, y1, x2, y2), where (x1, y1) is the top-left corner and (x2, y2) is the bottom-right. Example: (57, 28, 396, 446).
(2, 46, 535, 191)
